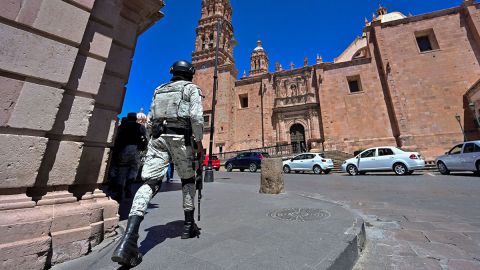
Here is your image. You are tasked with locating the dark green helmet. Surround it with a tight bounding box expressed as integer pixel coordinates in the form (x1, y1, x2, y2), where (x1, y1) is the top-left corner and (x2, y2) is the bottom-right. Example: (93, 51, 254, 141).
(169, 60, 195, 76)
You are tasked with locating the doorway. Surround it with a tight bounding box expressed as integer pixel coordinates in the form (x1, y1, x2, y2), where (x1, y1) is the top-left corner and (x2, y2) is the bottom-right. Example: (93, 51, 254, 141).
(290, 124, 306, 153)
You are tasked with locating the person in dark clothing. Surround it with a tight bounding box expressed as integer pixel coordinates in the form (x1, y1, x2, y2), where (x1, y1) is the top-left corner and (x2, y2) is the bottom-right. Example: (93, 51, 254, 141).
(109, 113, 148, 201)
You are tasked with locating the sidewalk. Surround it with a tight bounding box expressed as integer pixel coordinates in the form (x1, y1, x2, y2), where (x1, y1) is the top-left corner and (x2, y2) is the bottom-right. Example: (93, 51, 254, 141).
(53, 179, 365, 270)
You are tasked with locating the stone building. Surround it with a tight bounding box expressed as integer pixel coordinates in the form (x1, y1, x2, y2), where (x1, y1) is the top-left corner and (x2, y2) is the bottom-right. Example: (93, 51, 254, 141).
(193, 0, 480, 160)
(0, 0, 164, 269)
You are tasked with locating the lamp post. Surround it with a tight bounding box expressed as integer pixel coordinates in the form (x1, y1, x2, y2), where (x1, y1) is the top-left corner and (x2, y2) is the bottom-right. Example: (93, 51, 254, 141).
(455, 113, 467, 142)
(204, 19, 222, 183)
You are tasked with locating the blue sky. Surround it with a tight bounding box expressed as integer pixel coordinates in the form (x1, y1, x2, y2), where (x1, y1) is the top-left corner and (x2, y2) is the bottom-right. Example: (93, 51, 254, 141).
(121, 0, 460, 117)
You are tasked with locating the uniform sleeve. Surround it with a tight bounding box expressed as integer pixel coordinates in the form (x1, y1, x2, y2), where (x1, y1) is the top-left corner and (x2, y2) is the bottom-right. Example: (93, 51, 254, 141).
(145, 94, 155, 138)
(189, 84, 204, 142)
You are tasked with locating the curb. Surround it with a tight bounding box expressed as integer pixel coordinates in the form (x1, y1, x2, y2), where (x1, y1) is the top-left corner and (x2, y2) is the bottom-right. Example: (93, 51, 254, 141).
(296, 193, 366, 270)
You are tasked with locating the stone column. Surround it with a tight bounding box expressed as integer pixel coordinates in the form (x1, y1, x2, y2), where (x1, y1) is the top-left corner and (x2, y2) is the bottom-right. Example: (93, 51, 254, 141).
(0, 0, 165, 269)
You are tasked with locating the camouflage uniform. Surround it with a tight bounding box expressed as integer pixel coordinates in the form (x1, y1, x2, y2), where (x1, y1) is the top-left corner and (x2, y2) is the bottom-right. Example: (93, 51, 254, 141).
(129, 81, 204, 217)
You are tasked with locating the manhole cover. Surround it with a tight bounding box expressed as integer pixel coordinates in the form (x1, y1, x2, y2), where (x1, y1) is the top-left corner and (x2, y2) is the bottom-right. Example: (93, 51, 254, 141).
(267, 208, 330, 222)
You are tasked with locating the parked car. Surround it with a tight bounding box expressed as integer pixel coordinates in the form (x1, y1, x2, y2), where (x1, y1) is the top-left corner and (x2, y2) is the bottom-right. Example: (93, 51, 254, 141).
(436, 141, 480, 175)
(341, 146, 425, 176)
(283, 153, 334, 174)
(225, 152, 269, 172)
(202, 155, 220, 171)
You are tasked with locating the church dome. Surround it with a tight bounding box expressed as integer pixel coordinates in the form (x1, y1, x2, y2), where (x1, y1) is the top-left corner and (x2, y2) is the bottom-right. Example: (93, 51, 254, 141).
(253, 40, 265, 52)
(136, 108, 147, 124)
(373, 5, 406, 23)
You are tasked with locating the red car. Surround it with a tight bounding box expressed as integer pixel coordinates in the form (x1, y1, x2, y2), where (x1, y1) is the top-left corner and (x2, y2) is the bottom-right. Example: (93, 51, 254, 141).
(203, 155, 221, 171)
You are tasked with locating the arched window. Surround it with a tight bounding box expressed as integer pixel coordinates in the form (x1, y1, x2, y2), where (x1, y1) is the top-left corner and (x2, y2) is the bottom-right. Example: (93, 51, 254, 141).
(201, 35, 206, 50)
(254, 59, 257, 70)
(209, 33, 214, 48)
(258, 59, 261, 69)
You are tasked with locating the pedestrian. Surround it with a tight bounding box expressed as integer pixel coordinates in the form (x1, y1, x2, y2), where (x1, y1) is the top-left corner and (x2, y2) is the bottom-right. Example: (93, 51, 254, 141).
(111, 60, 204, 267)
(166, 160, 175, 182)
(109, 114, 148, 201)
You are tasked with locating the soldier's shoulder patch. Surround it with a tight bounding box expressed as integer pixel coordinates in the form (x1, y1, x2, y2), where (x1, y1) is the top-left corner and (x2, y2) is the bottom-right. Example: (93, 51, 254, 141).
(189, 84, 205, 98)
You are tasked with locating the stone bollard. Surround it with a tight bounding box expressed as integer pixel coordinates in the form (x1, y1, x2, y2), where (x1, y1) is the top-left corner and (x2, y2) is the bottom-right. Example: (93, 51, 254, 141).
(260, 158, 285, 194)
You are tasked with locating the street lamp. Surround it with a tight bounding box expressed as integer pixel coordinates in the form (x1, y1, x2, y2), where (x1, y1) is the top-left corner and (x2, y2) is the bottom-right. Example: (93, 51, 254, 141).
(204, 20, 222, 183)
(204, 19, 236, 183)
(455, 113, 467, 142)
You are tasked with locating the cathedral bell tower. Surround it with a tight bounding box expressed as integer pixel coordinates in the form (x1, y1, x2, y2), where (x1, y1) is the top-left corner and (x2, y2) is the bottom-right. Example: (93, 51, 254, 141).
(192, 0, 235, 67)
(249, 40, 269, 76)
(192, 0, 237, 155)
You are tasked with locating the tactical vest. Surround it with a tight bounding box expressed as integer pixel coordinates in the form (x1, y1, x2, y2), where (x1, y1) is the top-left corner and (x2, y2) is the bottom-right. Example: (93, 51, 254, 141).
(152, 81, 193, 124)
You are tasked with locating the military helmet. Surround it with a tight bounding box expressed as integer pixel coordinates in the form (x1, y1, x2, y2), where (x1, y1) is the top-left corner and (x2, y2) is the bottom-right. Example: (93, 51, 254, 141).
(169, 60, 195, 76)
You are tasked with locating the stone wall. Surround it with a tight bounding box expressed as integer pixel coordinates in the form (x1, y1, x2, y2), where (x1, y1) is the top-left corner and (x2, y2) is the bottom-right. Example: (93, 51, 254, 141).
(0, 0, 164, 269)
(320, 59, 396, 154)
(370, 4, 480, 158)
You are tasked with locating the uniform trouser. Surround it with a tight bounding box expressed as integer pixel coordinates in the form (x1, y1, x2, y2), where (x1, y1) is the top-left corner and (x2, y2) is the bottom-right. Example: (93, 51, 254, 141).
(129, 134, 196, 217)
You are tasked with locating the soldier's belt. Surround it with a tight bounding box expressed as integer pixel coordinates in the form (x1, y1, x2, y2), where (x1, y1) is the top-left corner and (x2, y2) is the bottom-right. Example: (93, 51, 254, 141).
(164, 126, 193, 146)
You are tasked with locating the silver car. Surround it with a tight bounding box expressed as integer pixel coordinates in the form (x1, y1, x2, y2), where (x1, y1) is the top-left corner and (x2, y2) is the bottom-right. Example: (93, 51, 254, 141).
(283, 153, 334, 174)
(341, 146, 425, 176)
(436, 141, 480, 175)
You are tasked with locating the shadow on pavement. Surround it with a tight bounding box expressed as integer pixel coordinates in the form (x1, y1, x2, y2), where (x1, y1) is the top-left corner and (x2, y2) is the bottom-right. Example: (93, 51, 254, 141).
(138, 220, 184, 256)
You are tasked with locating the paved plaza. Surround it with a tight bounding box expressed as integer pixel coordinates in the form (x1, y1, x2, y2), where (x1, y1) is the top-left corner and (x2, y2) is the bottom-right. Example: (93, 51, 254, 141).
(53, 171, 480, 270)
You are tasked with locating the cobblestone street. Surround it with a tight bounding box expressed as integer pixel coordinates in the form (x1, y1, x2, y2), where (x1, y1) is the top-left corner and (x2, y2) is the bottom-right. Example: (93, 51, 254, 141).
(215, 171, 480, 269)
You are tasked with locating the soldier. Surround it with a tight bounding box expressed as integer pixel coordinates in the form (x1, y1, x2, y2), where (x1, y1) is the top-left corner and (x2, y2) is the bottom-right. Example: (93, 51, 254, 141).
(111, 60, 204, 267)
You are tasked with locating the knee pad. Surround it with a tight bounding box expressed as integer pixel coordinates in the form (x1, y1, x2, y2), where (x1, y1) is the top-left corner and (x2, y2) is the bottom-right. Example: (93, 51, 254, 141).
(181, 177, 195, 187)
(144, 178, 162, 196)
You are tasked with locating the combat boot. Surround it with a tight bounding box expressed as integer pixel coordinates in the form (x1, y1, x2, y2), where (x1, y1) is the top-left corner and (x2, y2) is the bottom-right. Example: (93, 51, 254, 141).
(181, 210, 200, 239)
(111, 215, 143, 266)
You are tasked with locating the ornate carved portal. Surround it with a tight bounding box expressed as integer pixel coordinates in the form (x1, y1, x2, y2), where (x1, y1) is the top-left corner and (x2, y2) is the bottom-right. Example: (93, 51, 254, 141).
(290, 124, 306, 153)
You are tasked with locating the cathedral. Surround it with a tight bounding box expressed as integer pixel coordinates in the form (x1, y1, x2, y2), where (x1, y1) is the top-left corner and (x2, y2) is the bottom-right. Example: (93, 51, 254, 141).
(192, 0, 480, 160)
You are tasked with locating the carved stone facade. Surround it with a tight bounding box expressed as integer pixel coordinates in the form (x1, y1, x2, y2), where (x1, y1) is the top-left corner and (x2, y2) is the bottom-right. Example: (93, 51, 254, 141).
(0, 1, 164, 268)
(194, 1, 480, 160)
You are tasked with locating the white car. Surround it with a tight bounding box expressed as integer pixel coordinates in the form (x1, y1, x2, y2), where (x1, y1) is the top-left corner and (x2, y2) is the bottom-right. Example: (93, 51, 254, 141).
(283, 153, 334, 174)
(341, 146, 425, 176)
(435, 141, 480, 175)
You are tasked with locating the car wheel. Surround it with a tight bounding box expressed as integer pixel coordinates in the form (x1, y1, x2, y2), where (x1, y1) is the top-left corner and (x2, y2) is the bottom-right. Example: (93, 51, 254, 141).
(323, 169, 331, 174)
(437, 161, 450, 175)
(215, 168, 220, 171)
(347, 164, 358, 176)
(476, 162, 480, 176)
(283, 165, 291, 173)
(249, 163, 258, 173)
(226, 163, 233, 172)
(313, 165, 322, 175)
(393, 163, 408, 176)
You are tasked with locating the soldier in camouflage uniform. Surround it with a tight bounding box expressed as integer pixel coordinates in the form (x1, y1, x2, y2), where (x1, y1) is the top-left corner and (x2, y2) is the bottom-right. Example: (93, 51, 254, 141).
(112, 60, 204, 267)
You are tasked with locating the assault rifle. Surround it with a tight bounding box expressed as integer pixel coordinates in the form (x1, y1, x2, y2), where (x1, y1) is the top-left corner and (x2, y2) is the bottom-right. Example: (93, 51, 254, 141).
(192, 138, 204, 221)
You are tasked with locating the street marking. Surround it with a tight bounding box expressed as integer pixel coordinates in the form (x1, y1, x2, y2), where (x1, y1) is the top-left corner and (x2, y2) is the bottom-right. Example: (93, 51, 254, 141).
(427, 173, 436, 177)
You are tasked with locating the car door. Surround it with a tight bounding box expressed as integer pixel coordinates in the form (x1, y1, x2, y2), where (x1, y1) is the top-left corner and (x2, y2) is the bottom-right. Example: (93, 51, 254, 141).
(357, 148, 377, 171)
(301, 154, 316, 170)
(290, 154, 305, 170)
(460, 143, 480, 171)
(443, 144, 463, 170)
(233, 153, 245, 168)
(376, 148, 395, 169)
